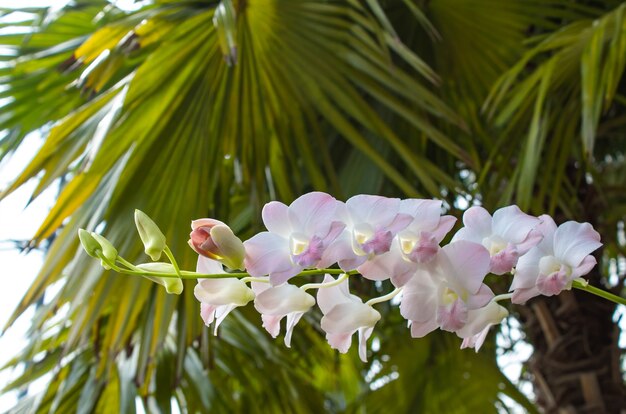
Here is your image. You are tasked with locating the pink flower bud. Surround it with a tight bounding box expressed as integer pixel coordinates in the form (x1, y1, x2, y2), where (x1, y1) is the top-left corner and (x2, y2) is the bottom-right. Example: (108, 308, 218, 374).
(189, 219, 245, 270)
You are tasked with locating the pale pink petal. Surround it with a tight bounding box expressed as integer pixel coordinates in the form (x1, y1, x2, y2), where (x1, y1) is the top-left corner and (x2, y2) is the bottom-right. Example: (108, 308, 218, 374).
(466, 284, 494, 309)
(400, 199, 442, 231)
(323, 221, 347, 247)
(316, 275, 352, 313)
(492, 205, 540, 244)
(269, 266, 303, 286)
(318, 231, 353, 269)
(320, 302, 380, 334)
(338, 255, 368, 272)
(191, 218, 226, 230)
(288, 192, 339, 236)
(536, 268, 569, 296)
(254, 284, 315, 315)
(460, 327, 490, 352)
(243, 232, 295, 278)
(261, 314, 283, 338)
(358, 248, 414, 284)
(490, 244, 519, 275)
(571, 255, 597, 278)
(197, 255, 225, 274)
(262, 201, 291, 237)
(535, 215, 558, 253)
(440, 240, 490, 294)
(200, 303, 216, 326)
(461, 206, 493, 239)
(516, 229, 544, 256)
(213, 304, 237, 335)
(400, 275, 438, 323)
(409, 319, 439, 338)
(432, 215, 457, 242)
(347, 195, 400, 227)
(386, 213, 414, 234)
(457, 301, 508, 339)
(553, 221, 602, 268)
(511, 286, 540, 304)
(436, 298, 468, 332)
(405, 231, 440, 264)
(250, 280, 271, 295)
(194, 279, 253, 306)
(358, 326, 375, 362)
(284, 312, 305, 347)
(510, 247, 544, 290)
(326, 332, 353, 353)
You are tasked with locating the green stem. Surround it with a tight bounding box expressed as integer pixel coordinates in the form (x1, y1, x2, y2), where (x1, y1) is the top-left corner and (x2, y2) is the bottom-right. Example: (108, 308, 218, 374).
(164, 246, 182, 277)
(572, 279, 626, 307)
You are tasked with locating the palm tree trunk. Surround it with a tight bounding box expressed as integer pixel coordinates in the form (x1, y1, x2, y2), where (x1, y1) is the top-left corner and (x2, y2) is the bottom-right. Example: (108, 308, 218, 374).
(518, 268, 626, 413)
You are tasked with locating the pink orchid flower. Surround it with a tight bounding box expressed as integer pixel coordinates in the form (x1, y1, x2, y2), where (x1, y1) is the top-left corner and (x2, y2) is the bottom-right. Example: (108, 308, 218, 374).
(510, 216, 602, 304)
(318, 195, 413, 271)
(358, 199, 456, 285)
(317, 275, 381, 362)
(456, 300, 509, 351)
(399, 240, 493, 337)
(251, 281, 315, 347)
(451, 205, 542, 275)
(244, 192, 345, 285)
(193, 256, 254, 334)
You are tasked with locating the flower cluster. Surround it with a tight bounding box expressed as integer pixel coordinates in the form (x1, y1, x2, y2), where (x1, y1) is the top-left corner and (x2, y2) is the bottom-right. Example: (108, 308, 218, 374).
(189, 192, 601, 360)
(79, 192, 604, 362)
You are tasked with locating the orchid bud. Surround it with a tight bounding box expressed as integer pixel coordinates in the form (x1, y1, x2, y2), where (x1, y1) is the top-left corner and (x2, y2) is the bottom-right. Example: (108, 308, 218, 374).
(78, 229, 101, 258)
(134, 210, 167, 261)
(90, 233, 118, 270)
(136, 262, 183, 294)
(189, 219, 245, 270)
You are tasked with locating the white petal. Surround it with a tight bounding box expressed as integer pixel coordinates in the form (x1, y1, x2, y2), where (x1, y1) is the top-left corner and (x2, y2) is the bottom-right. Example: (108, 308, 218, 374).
(409, 319, 439, 338)
(200, 303, 215, 326)
(213, 304, 237, 335)
(461, 207, 492, 239)
(288, 192, 339, 236)
(197, 255, 225, 274)
(401, 199, 443, 233)
(261, 314, 282, 338)
(510, 247, 544, 290)
(320, 302, 380, 334)
(358, 326, 375, 362)
(327, 332, 353, 353)
(284, 311, 305, 347)
(243, 232, 295, 279)
(492, 205, 540, 244)
(553, 221, 602, 268)
(254, 284, 315, 315)
(262, 201, 291, 237)
(440, 240, 490, 294)
(194, 278, 254, 306)
(346, 194, 400, 228)
(316, 275, 352, 314)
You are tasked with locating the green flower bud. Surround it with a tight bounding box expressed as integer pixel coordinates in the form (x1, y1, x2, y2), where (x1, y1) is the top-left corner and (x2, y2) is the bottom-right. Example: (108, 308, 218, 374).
(78, 229, 101, 258)
(136, 262, 183, 295)
(90, 233, 118, 270)
(134, 210, 167, 261)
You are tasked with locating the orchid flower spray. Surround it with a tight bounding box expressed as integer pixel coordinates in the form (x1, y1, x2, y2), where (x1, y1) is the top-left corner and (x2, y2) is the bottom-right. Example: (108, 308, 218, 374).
(81, 191, 621, 360)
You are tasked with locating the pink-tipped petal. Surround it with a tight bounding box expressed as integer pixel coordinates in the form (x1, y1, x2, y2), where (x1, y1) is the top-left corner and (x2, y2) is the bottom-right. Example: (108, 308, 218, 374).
(553, 221, 602, 268)
(262, 201, 291, 237)
(511, 287, 540, 304)
(321, 302, 380, 334)
(466, 284, 495, 309)
(326, 333, 353, 353)
(262, 314, 283, 338)
(432, 215, 457, 242)
(213, 304, 237, 335)
(536, 268, 569, 296)
(515, 228, 544, 256)
(358, 326, 375, 362)
(437, 298, 468, 332)
(409, 319, 439, 338)
(571, 255, 597, 278)
(490, 244, 519, 275)
(200, 303, 216, 326)
(243, 232, 294, 278)
(400, 199, 442, 231)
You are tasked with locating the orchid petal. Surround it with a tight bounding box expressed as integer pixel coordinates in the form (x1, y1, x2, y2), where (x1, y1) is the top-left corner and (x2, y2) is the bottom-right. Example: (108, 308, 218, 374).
(197, 255, 225, 274)
(320, 302, 380, 334)
(440, 241, 490, 294)
(409, 319, 439, 338)
(213, 304, 237, 335)
(432, 215, 457, 242)
(254, 284, 315, 315)
(288, 192, 338, 236)
(200, 303, 216, 326)
(284, 312, 306, 348)
(553, 221, 602, 268)
(262, 314, 283, 338)
(261, 201, 291, 237)
(466, 283, 495, 309)
(194, 278, 254, 306)
(316, 275, 352, 313)
(571, 255, 597, 278)
(326, 333, 353, 353)
(358, 326, 375, 362)
(346, 195, 399, 227)
(511, 286, 540, 304)
(461, 206, 493, 239)
(492, 205, 540, 244)
(243, 232, 295, 278)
